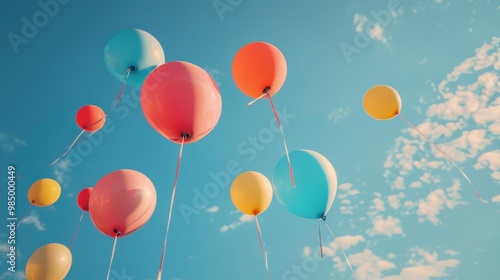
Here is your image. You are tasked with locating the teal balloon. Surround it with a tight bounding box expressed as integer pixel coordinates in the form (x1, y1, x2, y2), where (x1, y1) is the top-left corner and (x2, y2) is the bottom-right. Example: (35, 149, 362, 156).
(104, 28, 165, 86)
(273, 150, 337, 219)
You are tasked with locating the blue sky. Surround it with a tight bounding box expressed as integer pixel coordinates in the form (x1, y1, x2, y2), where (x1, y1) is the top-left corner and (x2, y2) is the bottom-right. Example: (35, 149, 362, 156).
(1, 0, 499, 279)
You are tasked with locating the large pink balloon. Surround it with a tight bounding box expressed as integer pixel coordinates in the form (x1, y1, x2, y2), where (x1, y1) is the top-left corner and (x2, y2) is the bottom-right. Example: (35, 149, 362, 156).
(140, 61, 222, 144)
(89, 169, 156, 238)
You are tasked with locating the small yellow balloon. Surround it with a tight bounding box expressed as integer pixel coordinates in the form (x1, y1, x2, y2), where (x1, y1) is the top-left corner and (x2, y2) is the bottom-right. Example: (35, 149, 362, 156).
(28, 178, 61, 207)
(363, 85, 402, 120)
(230, 171, 273, 216)
(25, 243, 72, 280)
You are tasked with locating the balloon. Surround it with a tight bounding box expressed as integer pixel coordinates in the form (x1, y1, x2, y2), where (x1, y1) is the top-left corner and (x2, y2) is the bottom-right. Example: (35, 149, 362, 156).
(77, 187, 92, 212)
(363, 85, 402, 120)
(28, 178, 61, 207)
(25, 243, 72, 280)
(230, 171, 273, 216)
(232, 42, 287, 98)
(76, 105, 106, 132)
(141, 61, 222, 144)
(273, 150, 337, 219)
(104, 28, 165, 86)
(89, 169, 157, 238)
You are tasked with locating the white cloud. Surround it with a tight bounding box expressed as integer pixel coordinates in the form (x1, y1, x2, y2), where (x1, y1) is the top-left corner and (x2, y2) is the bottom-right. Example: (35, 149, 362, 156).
(0, 133, 27, 152)
(220, 214, 253, 233)
(303, 246, 312, 257)
(353, 13, 388, 45)
(21, 211, 46, 231)
(367, 216, 403, 237)
(474, 150, 500, 180)
(337, 183, 359, 215)
(368, 198, 385, 216)
(327, 107, 350, 122)
(384, 247, 459, 280)
(348, 249, 396, 279)
(416, 180, 464, 225)
(206, 206, 219, 213)
(204, 67, 224, 86)
(492, 195, 500, 203)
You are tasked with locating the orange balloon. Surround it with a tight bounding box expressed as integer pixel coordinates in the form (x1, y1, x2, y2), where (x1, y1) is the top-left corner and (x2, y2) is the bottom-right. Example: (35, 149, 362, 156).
(25, 243, 72, 280)
(363, 85, 402, 120)
(75, 105, 106, 132)
(232, 42, 287, 98)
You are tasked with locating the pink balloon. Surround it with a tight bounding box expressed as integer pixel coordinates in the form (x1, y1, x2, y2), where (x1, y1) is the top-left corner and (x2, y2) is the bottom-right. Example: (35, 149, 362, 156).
(89, 169, 156, 238)
(140, 61, 222, 144)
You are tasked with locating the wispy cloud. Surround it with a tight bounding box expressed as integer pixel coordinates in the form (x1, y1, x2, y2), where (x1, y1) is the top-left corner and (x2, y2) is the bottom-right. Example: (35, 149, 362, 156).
(327, 107, 350, 122)
(220, 214, 253, 233)
(353, 13, 388, 45)
(474, 150, 500, 181)
(0, 133, 27, 152)
(367, 215, 403, 237)
(206, 206, 219, 213)
(416, 179, 464, 225)
(337, 183, 360, 215)
(22, 211, 45, 231)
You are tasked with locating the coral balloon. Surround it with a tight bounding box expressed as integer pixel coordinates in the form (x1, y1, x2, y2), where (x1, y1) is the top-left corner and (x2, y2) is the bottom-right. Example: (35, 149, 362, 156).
(141, 61, 222, 144)
(77, 187, 92, 212)
(231, 171, 273, 216)
(363, 85, 402, 120)
(273, 150, 337, 219)
(28, 178, 61, 207)
(232, 42, 287, 98)
(76, 105, 106, 132)
(25, 243, 72, 280)
(89, 169, 156, 238)
(104, 28, 165, 86)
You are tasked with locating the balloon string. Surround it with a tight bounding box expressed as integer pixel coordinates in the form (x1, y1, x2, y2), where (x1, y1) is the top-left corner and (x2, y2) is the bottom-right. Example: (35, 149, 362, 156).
(49, 115, 107, 167)
(247, 92, 268, 106)
(398, 114, 500, 213)
(255, 216, 271, 280)
(265, 92, 295, 187)
(106, 232, 119, 280)
(157, 136, 185, 280)
(69, 212, 84, 250)
(324, 221, 357, 280)
(318, 220, 323, 259)
(16, 205, 32, 229)
(113, 68, 132, 108)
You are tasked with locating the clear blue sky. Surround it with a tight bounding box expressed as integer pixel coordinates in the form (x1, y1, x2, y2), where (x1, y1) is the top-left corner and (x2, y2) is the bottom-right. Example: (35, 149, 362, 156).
(1, 1, 499, 279)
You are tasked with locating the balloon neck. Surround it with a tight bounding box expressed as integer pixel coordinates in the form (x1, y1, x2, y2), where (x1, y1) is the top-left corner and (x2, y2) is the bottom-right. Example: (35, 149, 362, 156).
(31, 200, 35, 203)
(181, 133, 190, 139)
(263, 86, 271, 94)
(321, 215, 326, 221)
(113, 229, 121, 236)
(128, 66, 136, 71)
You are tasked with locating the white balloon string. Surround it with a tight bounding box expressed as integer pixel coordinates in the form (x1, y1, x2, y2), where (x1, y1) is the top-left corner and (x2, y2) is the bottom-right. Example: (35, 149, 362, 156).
(70, 211, 85, 250)
(255, 216, 271, 280)
(324, 221, 357, 280)
(398, 114, 500, 213)
(49, 129, 85, 166)
(266, 92, 296, 187)
(247, 92, 268, 106)
(318, 220, 324, 259)
(16, 205, 32, 229)
(113, 68, 131, 108)
(49, 115, 107, 167)
(106, 232, 119, 280)
(157, 136, 185, 280)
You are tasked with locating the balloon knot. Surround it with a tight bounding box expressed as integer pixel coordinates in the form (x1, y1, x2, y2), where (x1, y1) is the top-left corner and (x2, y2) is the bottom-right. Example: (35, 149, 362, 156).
(181, 133, 190, 139)
(128, 66, 136, 71)
(263, 86, 271, 94)
(113, 229, 121, 236)
(321, 216, 326, 221)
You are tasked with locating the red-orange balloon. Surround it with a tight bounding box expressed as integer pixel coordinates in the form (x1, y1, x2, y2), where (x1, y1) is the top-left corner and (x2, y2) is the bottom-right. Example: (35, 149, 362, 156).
(75, 105, 106, 132)
(77, 187, 92, 212)
(141, 61, 222, 144)
(232, 42, 287, 99)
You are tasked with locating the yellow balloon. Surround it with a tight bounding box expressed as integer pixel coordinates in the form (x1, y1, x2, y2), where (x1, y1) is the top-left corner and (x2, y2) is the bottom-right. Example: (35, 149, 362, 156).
(25, 243, 72, 280)
(230, 171, 273, 215)
(363, 85, 402, 120)
(28, 178, 61, 207)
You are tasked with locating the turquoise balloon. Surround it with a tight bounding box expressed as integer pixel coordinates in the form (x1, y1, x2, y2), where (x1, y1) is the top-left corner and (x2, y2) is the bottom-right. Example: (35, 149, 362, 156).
(273, 150, 337, 219)
(104, 28, 165, 86)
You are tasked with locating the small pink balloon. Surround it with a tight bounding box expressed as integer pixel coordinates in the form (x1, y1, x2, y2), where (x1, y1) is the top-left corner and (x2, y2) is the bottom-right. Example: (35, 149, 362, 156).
(89, 169, 157, 238)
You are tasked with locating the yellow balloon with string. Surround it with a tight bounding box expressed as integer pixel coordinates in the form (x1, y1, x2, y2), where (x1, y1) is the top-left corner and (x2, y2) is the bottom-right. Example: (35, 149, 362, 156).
(363, 85, 402, 120)
(230, 171, 273, 215)
(25, 243, 72, 280)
